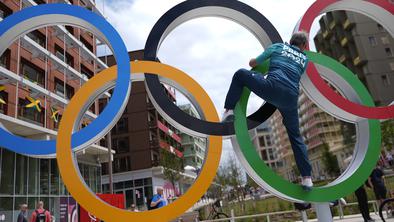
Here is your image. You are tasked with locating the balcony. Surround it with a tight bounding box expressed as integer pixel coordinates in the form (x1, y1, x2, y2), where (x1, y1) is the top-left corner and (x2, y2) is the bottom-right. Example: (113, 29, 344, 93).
(329, 21, 336, 30)
(322, 30, 330, 39)
(353, 56, 366, 66)
(340, 37, 348, 47)
(342, 19, 354, 30)
(157, 120, 181, 143)
(339, 54, 347, 64)
(159, 140, 183, 158)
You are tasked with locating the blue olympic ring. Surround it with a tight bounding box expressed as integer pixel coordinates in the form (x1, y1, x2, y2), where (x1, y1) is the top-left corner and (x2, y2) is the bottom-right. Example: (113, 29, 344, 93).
(0, 4, 130, 156)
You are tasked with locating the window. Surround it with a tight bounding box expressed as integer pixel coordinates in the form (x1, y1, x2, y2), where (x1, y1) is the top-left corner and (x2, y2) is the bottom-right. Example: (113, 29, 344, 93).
(259, 136, 266, 147)
(21, 59, 45, 87)
(55, 44, 65, 61)
(65, 26, 74, 35)
(112, 137, 130, 154)
(54, 78, 74, 99)
(368, 36, 377, 46)
(54, 78, 65, 96)
(116, 117, 129, 133)
(390, 62, 394, 71)
(0, 49, 10, 69)
(80, 36, 94, 52)
(18, 98, 45, 125)
(382, 36, 390, 45)
(114, 156, 131, 173)
(385, 48, 393, 57)
(65, 52, 74, 67)
(26, 30, 46, 48)
(382, 75, 390, 86)
(0, 2, 12, 19)
(0, 91, 8, 114)
(81, 64, 93, 79)
(34, 0, 46, 4)
(377, 24, 384, 31)
(53, 114, 62, 129)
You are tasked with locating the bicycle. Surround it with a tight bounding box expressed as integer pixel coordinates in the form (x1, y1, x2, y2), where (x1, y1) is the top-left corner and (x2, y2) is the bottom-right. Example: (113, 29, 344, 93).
(379, 198, 394, 222)
(203, 200, 230, 221)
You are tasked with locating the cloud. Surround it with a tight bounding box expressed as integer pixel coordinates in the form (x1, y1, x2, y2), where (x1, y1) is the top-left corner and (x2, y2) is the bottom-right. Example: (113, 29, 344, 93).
(96, 0, 318, 164)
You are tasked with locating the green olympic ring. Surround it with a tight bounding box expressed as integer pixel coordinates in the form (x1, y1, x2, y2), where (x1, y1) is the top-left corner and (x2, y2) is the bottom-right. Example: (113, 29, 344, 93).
(234, 51, 381, 202)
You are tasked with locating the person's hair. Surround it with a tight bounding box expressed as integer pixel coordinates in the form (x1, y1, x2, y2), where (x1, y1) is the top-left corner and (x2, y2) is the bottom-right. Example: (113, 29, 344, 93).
(290, 31, 309, 48)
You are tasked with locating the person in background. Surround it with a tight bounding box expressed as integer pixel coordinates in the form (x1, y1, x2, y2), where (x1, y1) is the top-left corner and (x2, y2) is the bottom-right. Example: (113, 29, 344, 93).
(130, 204, 139, 212)
(355, 185, 375, 222)
(17, 204, 28, 222)
(369, 164, 387, 206)
(150, 188, 167, 209)
(30, 201, 52, 222)
(385, 151, 393, 166)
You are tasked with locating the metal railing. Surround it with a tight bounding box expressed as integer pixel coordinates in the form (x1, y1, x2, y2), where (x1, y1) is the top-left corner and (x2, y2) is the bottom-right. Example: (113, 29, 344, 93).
(199, 201, 380, 222)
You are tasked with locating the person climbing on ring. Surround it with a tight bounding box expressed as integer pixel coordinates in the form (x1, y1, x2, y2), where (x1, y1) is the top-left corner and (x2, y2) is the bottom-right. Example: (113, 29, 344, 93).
(222, 31, 313, 190)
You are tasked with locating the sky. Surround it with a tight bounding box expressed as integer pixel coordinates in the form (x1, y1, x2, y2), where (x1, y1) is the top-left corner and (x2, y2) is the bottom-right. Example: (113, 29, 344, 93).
(95, 0, 321, 164)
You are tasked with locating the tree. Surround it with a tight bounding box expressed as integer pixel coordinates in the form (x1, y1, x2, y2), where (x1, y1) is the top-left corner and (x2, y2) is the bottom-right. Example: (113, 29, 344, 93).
(382, 119, 394, 150)
(321, 142, 340, 177)
(160, 150, 184, 196)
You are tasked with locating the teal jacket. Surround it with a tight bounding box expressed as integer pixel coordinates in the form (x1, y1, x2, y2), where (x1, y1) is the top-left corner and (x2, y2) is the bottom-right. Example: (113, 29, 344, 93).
(256, 43, 308, 92)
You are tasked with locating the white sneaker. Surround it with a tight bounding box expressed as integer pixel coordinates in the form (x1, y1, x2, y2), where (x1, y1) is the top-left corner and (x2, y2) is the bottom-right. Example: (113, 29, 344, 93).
(339, 198, 347, 205)
(221, 110, 234, 123)
(301, 177, 313, 191)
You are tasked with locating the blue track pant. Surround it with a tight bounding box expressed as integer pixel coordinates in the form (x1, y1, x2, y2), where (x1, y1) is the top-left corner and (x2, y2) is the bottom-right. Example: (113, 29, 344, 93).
(225, 68, 312, 177)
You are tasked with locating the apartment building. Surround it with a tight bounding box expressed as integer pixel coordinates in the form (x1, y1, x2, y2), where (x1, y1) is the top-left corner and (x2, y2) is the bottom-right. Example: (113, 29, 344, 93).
(0, 0, 108, 221)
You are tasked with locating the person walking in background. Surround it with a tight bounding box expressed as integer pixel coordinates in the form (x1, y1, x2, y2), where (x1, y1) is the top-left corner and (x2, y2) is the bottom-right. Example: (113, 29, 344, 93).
(355, 185, 375, 222)
(369, 164, 387, 206)
(150, 188, 167, 209)
(30, 201, 52, 222)
(17, 204, 28, 222)
(130, 204, 139, 212)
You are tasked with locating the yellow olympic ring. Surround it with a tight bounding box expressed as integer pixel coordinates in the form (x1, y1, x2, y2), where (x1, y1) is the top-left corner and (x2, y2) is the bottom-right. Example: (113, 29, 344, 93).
(57, 61, 222, 222)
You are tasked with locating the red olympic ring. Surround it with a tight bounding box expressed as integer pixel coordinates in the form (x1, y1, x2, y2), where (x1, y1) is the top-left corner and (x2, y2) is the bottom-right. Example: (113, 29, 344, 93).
(299, 0, 394, 119)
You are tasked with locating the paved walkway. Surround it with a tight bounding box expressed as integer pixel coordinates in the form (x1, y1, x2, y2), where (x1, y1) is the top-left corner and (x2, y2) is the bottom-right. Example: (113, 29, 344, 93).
(299, 213, 394, 221)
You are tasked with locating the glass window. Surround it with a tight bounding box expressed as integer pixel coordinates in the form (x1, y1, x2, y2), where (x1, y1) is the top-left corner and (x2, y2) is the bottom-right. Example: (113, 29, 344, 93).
(50, 159, 59, 195)
(125, 190, 135, 207)
(27, 197, 38, 218)
(20, 58, 45, 86)
(80, 64, 93, 79)
(117, 137, 129, 154)
(26, 30, 46, 48)
(65, 52, 74, 68)
(80, 36, 94, 52)
(65, 26, 74, 35)
(390, 62, 394, 71)
(54, 78, 65, 97)
(0, 91, 8, 115)
(0, 149, 14, 195)
(259, 136, 266, 147)
(368, 36, 377, 46)
(382, 75, 391, 86)
(55, 44, 65, 61)
(0, 197, 13, 222)
(0, 49, 10, 69)
(40, 159, 49, 195)
(381, 36, 390, 45)
(15, 154, 28, 195)
(28, 158, 39, 195)
(0, 2, 12, 19)
(385, 48, 393, 57)
(18, 98, 45, 126)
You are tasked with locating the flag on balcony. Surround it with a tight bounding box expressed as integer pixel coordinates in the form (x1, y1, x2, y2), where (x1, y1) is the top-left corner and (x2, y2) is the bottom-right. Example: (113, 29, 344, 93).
(25, 95, 42, 112)
(0, 85, 6, 105)
(51, 106, 60, 123)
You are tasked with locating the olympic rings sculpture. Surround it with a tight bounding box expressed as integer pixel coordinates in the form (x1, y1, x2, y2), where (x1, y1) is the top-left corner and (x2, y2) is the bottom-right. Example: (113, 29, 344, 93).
(0, 0, 392, 221)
